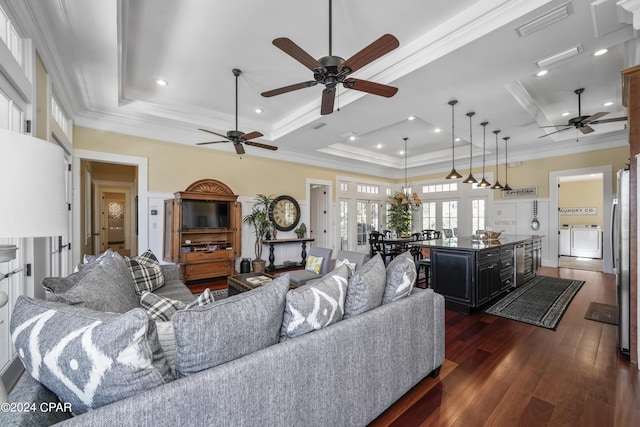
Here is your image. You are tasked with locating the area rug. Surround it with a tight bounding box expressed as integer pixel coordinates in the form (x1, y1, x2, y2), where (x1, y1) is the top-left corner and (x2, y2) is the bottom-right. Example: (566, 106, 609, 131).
(585, 302, 619, 325)
(485, 275, 584, 330)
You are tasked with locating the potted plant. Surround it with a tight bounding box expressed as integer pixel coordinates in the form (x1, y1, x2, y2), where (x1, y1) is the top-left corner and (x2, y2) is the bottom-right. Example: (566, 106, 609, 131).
(387, 191, 412, 236)
(243, 194, 276, 272)
(294, 223, 306, 238)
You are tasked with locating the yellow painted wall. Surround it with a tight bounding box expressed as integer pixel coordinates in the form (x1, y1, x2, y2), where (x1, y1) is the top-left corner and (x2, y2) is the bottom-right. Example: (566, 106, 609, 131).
(73, 126, 392, 199)
(74, 126, 629, 200)
(559, 179, 604, 226)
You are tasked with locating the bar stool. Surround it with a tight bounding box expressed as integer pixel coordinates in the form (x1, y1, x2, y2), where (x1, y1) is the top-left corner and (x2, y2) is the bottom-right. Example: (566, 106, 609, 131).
(416, 259, 431, 288)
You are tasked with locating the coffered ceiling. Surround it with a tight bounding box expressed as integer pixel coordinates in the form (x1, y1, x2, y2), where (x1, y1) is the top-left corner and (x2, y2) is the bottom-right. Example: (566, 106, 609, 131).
(10, 0, 640, 178)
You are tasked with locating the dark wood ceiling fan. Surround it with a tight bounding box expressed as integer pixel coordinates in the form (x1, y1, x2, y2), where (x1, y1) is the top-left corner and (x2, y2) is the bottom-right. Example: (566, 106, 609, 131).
(261, 0, 399, 115)
(539, 88, 627, 138)
(197, 68, 277, 154)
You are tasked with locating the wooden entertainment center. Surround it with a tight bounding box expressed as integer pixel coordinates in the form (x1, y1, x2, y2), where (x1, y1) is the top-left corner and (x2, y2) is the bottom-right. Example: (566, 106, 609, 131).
(163, 179, 241, 282)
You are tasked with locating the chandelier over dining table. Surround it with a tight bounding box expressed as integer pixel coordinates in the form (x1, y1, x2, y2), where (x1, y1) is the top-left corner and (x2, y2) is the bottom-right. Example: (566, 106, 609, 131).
(391, 137, 421, 211)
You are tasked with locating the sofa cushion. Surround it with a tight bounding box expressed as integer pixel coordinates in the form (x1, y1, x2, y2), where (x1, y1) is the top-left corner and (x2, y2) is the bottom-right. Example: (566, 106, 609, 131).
(383, 251, 416, 303)
(10, 296, 173, 415)
(125, 249, 165, 295)
(172, 275, 289, 377)
(334, 258, 357, 275)
(140, 288, 214, 321)
(155, 321, 177, 377)
(45, 256, 140, 313)
(280, 265, 349, 339)
(343, 254, 386, 319)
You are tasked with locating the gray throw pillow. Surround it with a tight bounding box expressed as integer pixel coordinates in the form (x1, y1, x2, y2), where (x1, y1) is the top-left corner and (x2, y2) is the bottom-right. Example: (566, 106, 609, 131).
(280, 265, 349, 339)
(42, 269, 91, 294)
(125, 249, 165, 295)
(383, 251, 416, 303)
(45, 257, 140, 313)
(10, 296, 173, 415)
(343, 254, 386, 319)
(173, 276, 289, 377)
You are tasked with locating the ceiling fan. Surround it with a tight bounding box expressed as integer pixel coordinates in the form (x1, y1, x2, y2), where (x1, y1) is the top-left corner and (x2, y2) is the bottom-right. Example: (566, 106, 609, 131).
(539, 88, 627, 138)
(197, 68, 277, 154)
(261, 0, 399, 115)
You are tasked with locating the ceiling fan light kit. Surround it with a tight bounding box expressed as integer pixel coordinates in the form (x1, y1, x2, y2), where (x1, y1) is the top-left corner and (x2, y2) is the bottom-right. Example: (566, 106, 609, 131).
(197, 69, 277, 154)
(462, 111, 477, 184)
(445, 99, 462, 180)
(261, 0, 399, 115)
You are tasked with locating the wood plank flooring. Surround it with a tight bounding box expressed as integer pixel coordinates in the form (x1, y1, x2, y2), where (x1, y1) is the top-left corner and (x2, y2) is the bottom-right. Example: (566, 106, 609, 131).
(370, 267, 640, 426)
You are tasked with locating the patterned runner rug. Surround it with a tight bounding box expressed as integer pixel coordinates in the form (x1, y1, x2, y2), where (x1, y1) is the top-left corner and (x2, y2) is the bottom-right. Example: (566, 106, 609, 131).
(485, 275, 584, 330)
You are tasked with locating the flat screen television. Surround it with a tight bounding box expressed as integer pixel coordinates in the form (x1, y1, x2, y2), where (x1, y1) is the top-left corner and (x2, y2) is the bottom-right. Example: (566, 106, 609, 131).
(181, 200, 229, 229)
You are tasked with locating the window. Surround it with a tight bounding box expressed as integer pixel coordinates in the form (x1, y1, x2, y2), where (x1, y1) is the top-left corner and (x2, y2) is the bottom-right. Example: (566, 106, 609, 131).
(357, 184, 379, 194)
(339, 200, 349, 250)
(442, 200, 458, 230)
(472, 199, 485, 233)
(339, 181, 348, 192)
(421, 202, 437, 230)
(0, 7, 23, 67)
(51, 96, 71, 137)
(422, 183, 458, 193)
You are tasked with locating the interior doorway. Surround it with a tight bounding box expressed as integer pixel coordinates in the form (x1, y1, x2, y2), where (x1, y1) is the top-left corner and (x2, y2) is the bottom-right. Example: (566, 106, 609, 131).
(549, 166, 613, 273)
(306, 179, 332, 250)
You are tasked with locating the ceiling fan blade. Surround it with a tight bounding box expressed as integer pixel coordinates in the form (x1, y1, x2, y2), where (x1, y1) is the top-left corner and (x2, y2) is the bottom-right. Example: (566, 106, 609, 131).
(241, 131, 263, 141)
(233, 142, 245, 155)
(591, 116, 627, 124)
(196, 140, 227, 145)
(261, 81, 318, 97)
(339, 34, 399, 74)
(579, 125, 595, 134)
(343, 78, 398, 97)
(584, 112, 608, 123)
(321, 88, 336, 115)
(198, 128, 229, 139)
(538, 127, 572, 138)
(245, 141, 278, 151)
(272, 38, 325, 72)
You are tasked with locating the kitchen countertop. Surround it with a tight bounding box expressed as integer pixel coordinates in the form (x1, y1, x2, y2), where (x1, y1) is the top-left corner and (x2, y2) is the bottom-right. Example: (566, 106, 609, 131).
(419, 235, 543, 251)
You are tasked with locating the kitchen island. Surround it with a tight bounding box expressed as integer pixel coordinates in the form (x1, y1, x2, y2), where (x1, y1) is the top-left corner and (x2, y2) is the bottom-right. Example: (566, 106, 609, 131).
(420, 235, 543, 313)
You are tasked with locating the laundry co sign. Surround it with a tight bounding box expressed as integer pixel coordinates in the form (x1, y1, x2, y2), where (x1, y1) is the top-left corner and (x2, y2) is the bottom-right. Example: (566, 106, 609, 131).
(559, 207, 597, 215)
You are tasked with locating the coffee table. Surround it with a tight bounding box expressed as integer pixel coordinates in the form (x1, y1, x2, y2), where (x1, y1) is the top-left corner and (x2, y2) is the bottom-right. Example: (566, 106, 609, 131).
(227, 272, 276, 296)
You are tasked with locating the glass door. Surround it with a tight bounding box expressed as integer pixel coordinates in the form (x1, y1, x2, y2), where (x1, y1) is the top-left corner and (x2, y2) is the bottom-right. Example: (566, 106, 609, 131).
(356, 200, 380, 253)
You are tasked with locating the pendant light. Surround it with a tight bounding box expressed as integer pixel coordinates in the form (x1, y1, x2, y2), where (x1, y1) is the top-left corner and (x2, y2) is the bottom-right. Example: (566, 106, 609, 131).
(462, 111, 477, 184)
(396, 137, 421, 210)
(501, 136, 513, 191)
(477, 121, 491, 187)
(445, 99, 462, 179)
(491, 129, 503, 190)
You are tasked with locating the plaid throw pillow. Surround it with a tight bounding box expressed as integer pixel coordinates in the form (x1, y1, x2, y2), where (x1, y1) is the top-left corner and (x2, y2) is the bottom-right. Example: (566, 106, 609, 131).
(140, 288, 215, 321)
(125, 249, 165, 295)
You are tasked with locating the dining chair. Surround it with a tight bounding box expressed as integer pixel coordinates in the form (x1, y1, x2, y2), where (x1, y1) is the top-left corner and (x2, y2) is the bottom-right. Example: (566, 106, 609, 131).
(442, 228, 454, 238)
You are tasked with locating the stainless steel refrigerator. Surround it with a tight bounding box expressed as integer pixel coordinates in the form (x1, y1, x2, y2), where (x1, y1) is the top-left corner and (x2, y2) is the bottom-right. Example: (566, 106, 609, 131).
(612, 169, 630, 354)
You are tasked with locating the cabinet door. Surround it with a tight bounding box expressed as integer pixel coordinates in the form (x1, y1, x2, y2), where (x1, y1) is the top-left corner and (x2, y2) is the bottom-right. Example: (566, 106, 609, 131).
(163, 199, 180, 263)
(477, 261, 500, 305)
(432, 249, 474, 306)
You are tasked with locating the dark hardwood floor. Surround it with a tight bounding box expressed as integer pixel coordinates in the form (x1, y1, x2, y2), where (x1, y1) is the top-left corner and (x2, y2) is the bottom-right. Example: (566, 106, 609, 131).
(371, 267, 640, 426)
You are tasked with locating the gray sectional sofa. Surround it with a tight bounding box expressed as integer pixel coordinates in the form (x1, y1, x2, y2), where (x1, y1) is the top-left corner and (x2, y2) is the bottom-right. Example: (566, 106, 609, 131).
(3, 251, 445, 427)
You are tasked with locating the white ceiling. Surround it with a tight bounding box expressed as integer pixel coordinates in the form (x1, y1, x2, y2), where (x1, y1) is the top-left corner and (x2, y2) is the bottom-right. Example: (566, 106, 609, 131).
(12, 0, 639, 179)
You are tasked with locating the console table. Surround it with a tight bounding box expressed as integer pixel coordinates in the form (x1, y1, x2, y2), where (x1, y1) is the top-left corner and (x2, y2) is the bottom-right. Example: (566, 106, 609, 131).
(262, 238, 315, 271)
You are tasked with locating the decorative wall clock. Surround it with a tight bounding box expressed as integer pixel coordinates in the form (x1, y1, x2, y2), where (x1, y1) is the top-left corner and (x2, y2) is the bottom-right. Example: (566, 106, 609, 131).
(270, 195, 300, 231)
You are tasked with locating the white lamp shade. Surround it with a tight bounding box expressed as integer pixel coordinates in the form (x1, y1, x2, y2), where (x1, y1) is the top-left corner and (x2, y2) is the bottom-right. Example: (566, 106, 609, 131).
(0, 129, 67, 238)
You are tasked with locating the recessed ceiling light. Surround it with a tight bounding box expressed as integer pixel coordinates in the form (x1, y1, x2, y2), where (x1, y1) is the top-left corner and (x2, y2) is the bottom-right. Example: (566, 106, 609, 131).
(255, 108, 263, 114)
(376, 144, 382, 149)
(155, 79, 168, 86)
(399, 150, 405, 155)
(349, 135, 356, 141)
(455, 138, 461, 142)
(434, 128, 441, 133)
(594, 48, 608, 56)
(561, 111, 571, 116)
(603, 101, 614, 107)
(536, 70, 549, 77)
(408, 116, 416, 121)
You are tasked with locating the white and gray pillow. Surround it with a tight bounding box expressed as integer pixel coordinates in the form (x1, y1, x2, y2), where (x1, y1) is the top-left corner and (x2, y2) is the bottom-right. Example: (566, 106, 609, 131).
(125, 249, 165, 295)
(383, 251, 416, 303)
(343, 254, 386, 319)
(280, 265, 349, 339)
(10, 296, 173, 415)
(172, 276, 290, 377)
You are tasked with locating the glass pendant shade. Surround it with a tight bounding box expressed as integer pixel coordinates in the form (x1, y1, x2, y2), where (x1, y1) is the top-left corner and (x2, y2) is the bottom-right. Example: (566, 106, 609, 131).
(462, 111, 477, 184)
(477, 121, 491, 187)
(445, 100, 462, 179)
(501, 136, 513, 191)
(490, 129, 503, 190)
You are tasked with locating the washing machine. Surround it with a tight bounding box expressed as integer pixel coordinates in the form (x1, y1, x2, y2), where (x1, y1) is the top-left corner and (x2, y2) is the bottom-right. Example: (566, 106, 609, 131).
(559, 224, 571, 256)
(570, 224, 602, 258)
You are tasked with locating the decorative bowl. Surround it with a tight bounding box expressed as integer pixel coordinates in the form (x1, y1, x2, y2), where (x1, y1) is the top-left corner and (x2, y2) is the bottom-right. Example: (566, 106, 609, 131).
(0, 245, 17, 262)
(483, 231, 502, 240)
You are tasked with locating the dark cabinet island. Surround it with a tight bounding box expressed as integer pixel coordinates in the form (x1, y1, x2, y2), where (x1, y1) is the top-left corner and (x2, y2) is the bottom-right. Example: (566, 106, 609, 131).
(420, 235, 543, 313)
